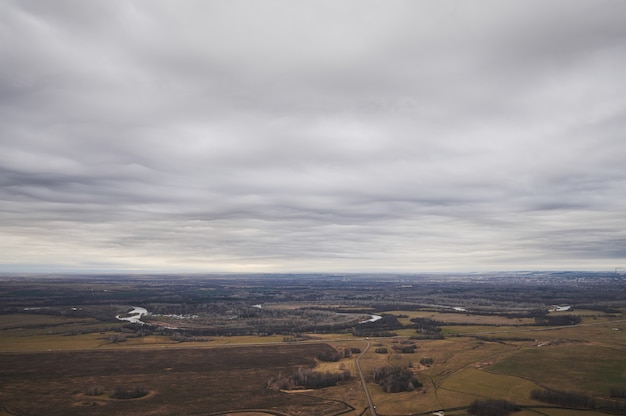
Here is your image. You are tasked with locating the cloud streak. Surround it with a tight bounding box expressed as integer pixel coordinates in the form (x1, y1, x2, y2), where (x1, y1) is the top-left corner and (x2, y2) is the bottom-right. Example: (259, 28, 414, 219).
(1, 0, 625, 272)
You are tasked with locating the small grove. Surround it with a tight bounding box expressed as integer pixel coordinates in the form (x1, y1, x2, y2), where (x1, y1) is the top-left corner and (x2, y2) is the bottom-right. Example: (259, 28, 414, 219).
(267, 367, 351, 390)
(371, 365, 422, 393)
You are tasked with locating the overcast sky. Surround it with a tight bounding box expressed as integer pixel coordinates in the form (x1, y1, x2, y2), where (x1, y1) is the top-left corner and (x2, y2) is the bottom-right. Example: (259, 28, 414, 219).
(1, 1, 625, 273)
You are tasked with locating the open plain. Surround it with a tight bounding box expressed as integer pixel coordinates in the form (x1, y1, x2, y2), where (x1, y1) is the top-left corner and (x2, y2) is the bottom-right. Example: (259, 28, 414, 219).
(1, 272, 625, 416)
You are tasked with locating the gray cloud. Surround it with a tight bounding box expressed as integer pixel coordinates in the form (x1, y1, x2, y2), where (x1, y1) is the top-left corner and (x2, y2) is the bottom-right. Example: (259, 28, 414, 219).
(1, 0, 625, 272)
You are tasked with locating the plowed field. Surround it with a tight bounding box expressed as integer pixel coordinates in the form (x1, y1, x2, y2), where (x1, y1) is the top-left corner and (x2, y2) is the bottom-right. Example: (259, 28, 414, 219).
(0, 343, 353, 416)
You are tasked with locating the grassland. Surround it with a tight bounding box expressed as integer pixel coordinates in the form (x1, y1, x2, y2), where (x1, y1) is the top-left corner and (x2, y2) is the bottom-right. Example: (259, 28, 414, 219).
(339, 307, 625, 415)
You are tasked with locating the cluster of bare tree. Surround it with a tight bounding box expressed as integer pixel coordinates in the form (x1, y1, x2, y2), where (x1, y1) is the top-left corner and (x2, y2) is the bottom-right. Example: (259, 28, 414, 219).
(106, 333, 127, 344)
(109, 385, 148, 400)
(391, 340, 418, 353)
(169, 332, 208, 342)
(103, 327, 160, 343)
(316, 347, 361, 362)
(84, 385, 105, 396)
(610, 387, 626, 398)
(345, 347, 361, 356)
(419, 357, 433, 366)
(371, 365, 422, 393)
(411, 317, 444, 339)
(316, 349, 342, 362)
(267, 367, 351, 390)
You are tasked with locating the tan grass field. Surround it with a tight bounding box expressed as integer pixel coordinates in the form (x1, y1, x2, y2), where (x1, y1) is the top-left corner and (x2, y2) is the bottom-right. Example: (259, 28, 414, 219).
(488, 343, 626, 394)
(0, 313, 97, 329)
(341, 313, 626, 415)
(356, 337, 534, 414)
(0, 333, 106, 351)
(440, 367, 540, 403)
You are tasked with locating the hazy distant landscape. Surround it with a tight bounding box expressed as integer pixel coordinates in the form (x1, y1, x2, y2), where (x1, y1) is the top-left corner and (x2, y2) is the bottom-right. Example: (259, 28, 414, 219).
(1, 272, 625, 415)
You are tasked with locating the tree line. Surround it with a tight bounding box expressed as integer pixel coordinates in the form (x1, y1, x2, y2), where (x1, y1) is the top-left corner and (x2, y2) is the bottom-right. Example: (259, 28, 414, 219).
(391, 340, 418, 353)
(530, 389, 595, 408)
(467, 399, 520, 416)
(531, 388, 626, 413)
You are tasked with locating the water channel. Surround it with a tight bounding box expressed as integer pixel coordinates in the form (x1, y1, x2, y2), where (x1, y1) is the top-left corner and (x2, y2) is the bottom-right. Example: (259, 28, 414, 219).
(116, 306, 381, 327)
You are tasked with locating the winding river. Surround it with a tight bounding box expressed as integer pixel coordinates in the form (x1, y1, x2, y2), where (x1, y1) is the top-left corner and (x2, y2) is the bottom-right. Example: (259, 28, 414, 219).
(360, 314, 382, 323)
(115, 307, 381, 327)
(116, 306, 148, 325)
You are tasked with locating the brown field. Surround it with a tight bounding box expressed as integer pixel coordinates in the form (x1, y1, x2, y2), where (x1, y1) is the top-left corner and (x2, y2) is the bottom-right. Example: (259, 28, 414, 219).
(1, 313, 625, 415)
(0, 343, 362, 416)
(0, 314, 98, 329)
(2, 275, 625, 416)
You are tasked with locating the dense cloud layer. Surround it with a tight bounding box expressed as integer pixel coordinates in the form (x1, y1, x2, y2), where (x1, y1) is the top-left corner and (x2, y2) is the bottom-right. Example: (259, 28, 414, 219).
(1, 0, 625, 272)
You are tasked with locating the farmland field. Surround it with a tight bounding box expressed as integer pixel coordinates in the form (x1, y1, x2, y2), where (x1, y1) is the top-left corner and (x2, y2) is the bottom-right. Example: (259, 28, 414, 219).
(1, 272, 626, 415)
(0, 344, 358, 416)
